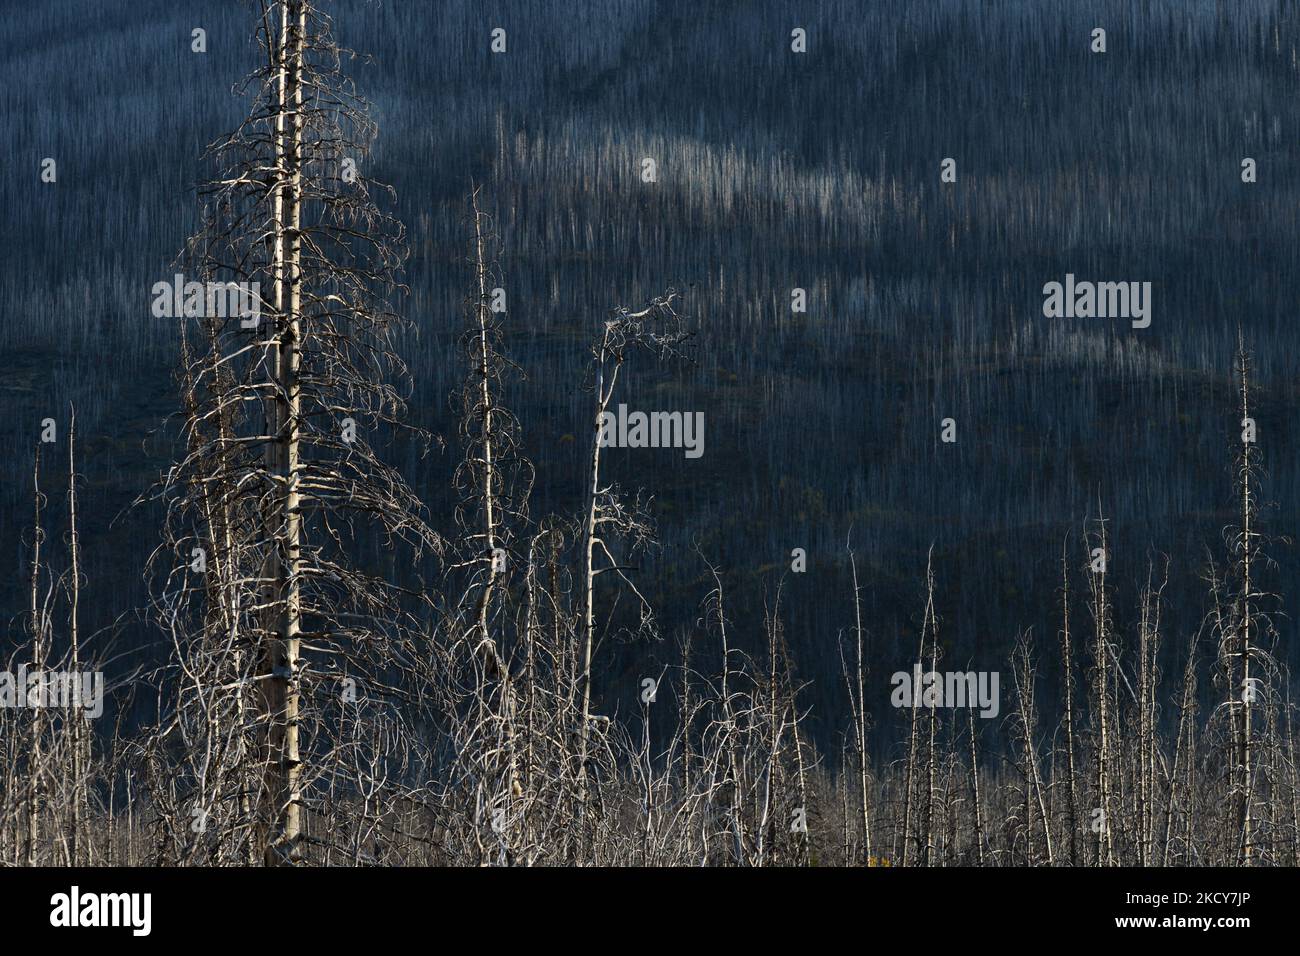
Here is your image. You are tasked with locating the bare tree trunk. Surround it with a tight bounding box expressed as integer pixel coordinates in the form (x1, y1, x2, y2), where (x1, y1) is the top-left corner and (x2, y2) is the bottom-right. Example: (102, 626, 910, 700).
(924, 571, 938, 867)
(1013, 634, 1054, 866)
(67, 408, 85, 866)
(575, 294, 686, 844)
(902, 551, 936, 866)
(575, 351, 606, 837)
(1163, 627, 1198, 865)
(1237, 348, 1255, 865)
(1059, 538, 1079, 866)
(261, 0, 306, 865)
(966, 703, 985, 865)
(679, 630, 694, 862)
(1090, 511, 1115, 866)
(24, 447, 45, 866)
(848, 543, 872, 859)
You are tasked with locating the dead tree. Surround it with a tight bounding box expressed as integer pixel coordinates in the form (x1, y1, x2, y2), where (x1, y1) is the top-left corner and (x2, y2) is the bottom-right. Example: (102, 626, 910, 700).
(1010, 632, 1053, 865)
(1085, 506, 1116, 866)
(149, 0, 439, 865)
(65, 410, 86, 864)
(24, 446, 48, 866)
(1214, 339, 1284, 864)
(901, 547, 939, 865)
(575, 293, 690, 827)
(839, 536, 872, 862)
(1058, 535, 1080, 865)
(440, 188, 534, 859)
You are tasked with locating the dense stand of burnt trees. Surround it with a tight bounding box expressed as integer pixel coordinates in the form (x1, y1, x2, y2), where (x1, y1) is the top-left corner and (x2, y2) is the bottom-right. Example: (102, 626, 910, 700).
(2, 326, 1295, 865)
(1, 1, 1297, 865)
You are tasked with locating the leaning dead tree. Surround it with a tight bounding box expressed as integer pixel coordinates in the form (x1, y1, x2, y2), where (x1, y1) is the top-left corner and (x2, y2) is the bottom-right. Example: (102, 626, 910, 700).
(143, 0, 438, 865)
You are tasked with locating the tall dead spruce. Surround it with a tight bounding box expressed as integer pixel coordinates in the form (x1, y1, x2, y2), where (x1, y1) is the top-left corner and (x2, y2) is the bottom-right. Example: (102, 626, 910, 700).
(148, 0, 438, 865)
(1209, 339, 1284, 865)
